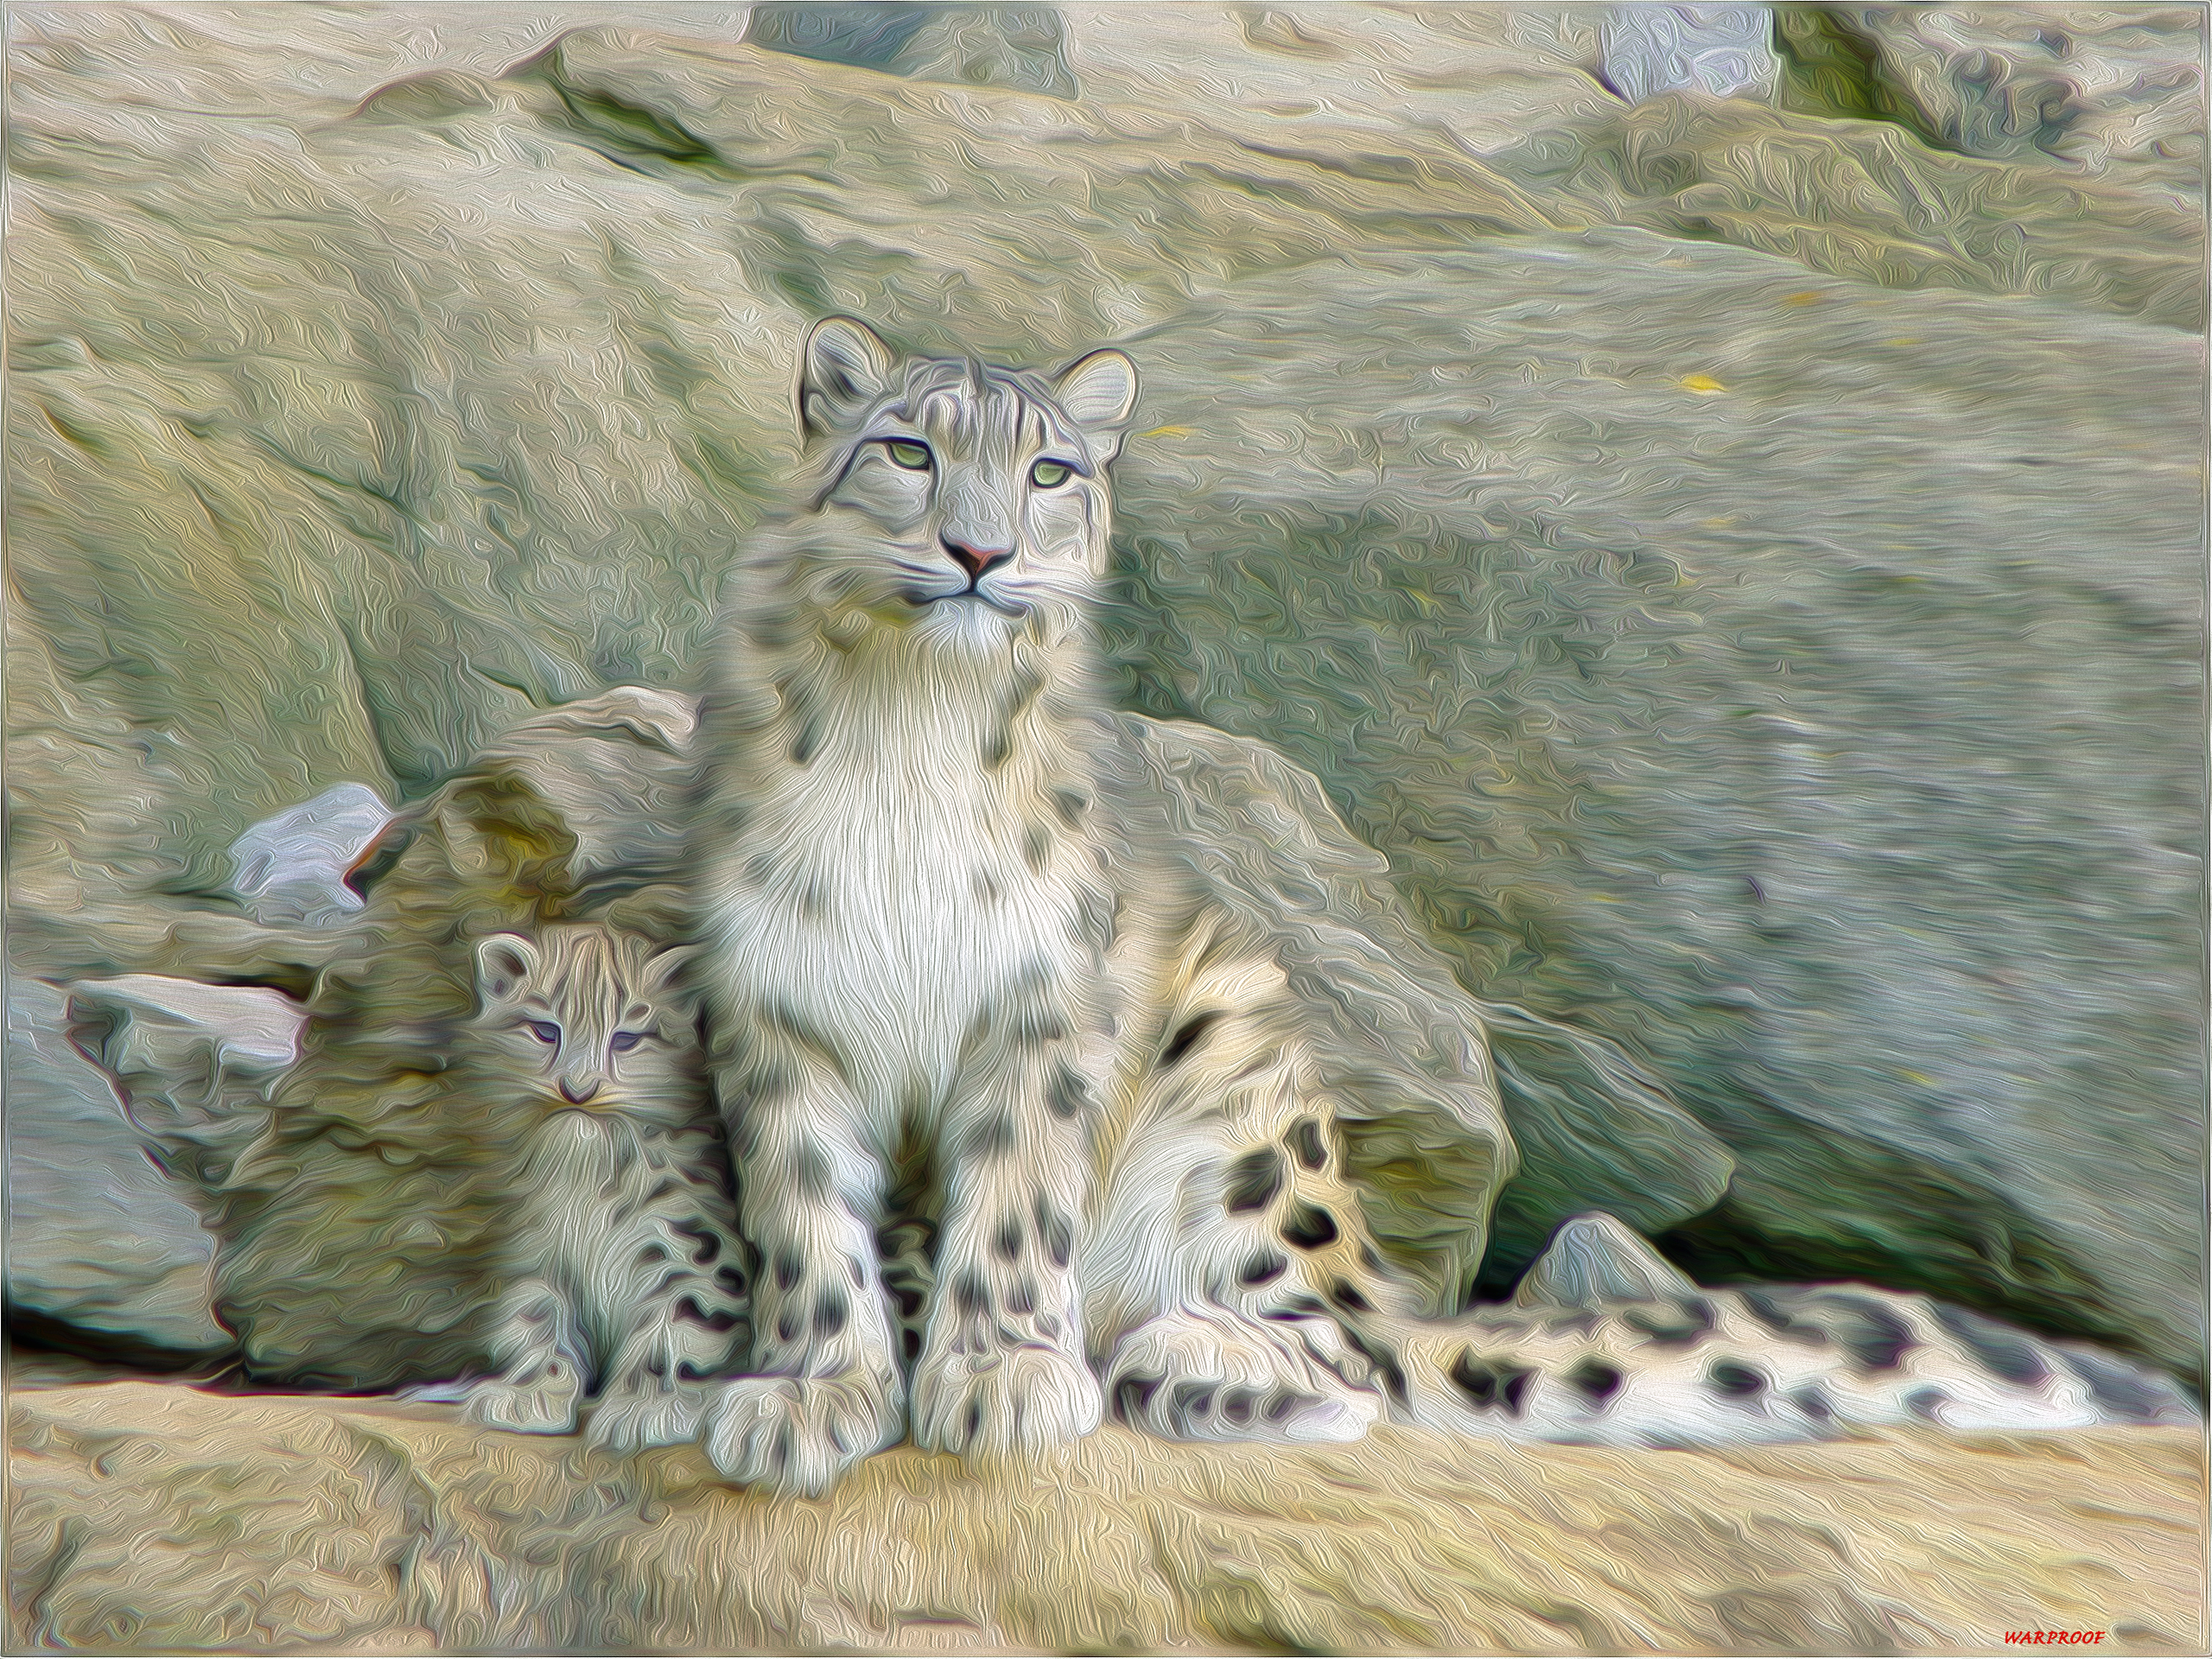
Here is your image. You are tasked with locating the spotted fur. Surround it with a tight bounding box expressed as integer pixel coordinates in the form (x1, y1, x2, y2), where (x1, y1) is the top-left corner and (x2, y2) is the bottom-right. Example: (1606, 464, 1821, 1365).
(1363, 1214, 2200, 1443)
(690, 321, 2190, 1494)
(437, 924, 753, 1446)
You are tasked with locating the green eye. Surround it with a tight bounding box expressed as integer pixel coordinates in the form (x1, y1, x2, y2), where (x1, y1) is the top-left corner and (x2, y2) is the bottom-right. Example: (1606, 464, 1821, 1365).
(886, 440, 932, 472)
(1029, 459, 1074, 489)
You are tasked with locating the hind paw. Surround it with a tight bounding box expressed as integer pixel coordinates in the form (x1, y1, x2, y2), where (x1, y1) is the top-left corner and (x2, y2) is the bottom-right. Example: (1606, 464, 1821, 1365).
(588, 1381, 721, 1453)
(911, 1342, 1103, 1459)
(1106, 1309, 1381, 1443)
(701, 1373, 902, 1496)
(462, 1369, 582, 1435)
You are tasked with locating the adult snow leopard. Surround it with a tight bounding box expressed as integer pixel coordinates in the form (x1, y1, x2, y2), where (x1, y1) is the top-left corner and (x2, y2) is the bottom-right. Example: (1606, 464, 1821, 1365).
(677, 319, 2191, 1494)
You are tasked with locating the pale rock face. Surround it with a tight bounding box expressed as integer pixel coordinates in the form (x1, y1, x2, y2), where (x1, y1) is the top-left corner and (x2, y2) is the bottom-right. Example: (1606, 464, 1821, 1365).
(1599, 5, 1782, 105)
(226, 782, 397, 926)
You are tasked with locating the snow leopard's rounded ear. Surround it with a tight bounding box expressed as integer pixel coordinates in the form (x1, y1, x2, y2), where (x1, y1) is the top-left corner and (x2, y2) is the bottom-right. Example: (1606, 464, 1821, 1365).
(1052, 348, 1139, 461)
(642, 942, 702, 992)
(474, 933, 539, 1003)
(800, 316, 899, 438)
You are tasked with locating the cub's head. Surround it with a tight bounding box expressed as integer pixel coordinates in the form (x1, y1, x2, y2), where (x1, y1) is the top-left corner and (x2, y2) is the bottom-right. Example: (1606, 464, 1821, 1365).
(779, 316, 1138, 655)
(469, 924, 699, 1118)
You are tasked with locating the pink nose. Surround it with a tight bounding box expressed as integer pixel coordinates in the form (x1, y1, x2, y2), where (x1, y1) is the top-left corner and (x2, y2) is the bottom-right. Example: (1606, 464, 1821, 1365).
(944, 538, 1014, 582)
(560, 1076, 601, 1104)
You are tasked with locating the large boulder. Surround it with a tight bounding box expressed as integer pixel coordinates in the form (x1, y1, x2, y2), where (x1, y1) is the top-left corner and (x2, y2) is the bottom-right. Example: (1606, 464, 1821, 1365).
(3, 980, 230, 1362)
(4, 12, 2202, 1378)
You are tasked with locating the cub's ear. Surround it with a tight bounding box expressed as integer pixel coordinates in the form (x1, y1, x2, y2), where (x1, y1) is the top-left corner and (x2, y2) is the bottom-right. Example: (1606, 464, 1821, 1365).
(642, 942, 702, 992)
(474, 933, 540, 1003)
(800, 316, 899, 438)
(1052, 348, 1139, 460)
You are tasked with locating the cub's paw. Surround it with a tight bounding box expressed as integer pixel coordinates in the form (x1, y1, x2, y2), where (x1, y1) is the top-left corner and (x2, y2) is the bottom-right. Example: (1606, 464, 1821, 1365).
(587, 1381, 721, 1454)
(462, 1370, 582, 1435)
(1106, 1310, 1382, 1444)
(911, 1342, 1103, 1459)
(702, 1374, 902, 1497)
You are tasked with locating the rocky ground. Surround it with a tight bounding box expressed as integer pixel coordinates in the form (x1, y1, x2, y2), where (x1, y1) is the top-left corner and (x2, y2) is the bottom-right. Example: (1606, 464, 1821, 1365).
(7, 1367, 2204, 1656)
(6, 6, 2206, 1652)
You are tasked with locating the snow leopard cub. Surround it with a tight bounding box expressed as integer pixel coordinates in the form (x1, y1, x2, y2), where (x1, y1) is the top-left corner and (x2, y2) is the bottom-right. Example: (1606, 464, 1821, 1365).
(448, 922, 751, 1446)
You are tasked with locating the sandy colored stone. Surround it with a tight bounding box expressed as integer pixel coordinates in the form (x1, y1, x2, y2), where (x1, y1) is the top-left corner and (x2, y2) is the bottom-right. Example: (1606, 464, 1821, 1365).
(6, 1379, 2203, 1655)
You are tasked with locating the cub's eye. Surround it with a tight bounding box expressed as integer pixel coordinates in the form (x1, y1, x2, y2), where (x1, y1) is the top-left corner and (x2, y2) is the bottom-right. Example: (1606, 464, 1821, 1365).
(525, 1020, 560, 1046)
(610, 1031, 645, 1054)
(885, 440, 933, 472)
(1029, 459, 1074, 489)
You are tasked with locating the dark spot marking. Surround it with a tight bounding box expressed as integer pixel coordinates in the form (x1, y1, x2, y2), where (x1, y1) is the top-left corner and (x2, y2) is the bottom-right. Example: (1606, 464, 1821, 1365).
(715, 1266, 748, 1297)
(971, 870, 1001, 906)
(1046, 1063, 1088, 1118)
(1741, 1287, 1831, 1346)
(791, 1141, 832, 1194)
(773, 1251, 803, 1293)
(1160, 1012, 1222, 1069)
(1933, 1303, 2049, 1388)
(1329, 1278, 1370, 1313)
(1281, 1203, 1339, 1251)
(1038, 1313, 1060, 1340)
(902, 1326, 923, 1362)
(1624, 1295, 1715, 1346)
(951, 1271, 989, 1316)
(1358, 1243, 1384, 1274)
(1051, 788, 1087, 829)
(995, 1218, 1023, 1262)
(1792, 1384, 1833, 1421)
(1224, 1147, 1284, 1214)
(966, 1110, 1016, 1160)
(670, 1219, 722, 1265)
(891, 1281, 925, 1320)
(1819, 1294, 1917, 1372)
(982, 727, 1010, 769)
(1449, 1352, 1533, 1415)
(1263, 1294, 1327, 1321)
(2063, 1349, 2172, 1421)
(789, 721, 819, 766)
(1033, 1199, 1073, 1268)
(1568, 1359, 1623, 1404)
(965, 1400, 982, 1442)
(776, 1311, 800, 1344)
(1014, 1007, 1069, 1047)
(797, 880, 828, 921)
(1007, 1278, 1036, 1316)
(1116, 1373, 1162, 1420)
(677, 1294, 743, 1334)
(813, 1291, 848, 1338)
(1171, 1382, 1216, 1421)
(1709, 1359, 1765, 1399)
(1022, 824, 1052, 872)
(634, 1243, 669, 1267)
(1222, 1388, 1255, 1426)
(1287, 1116, 1327, 1170)
(1905, 1386, 1948, 1421)
(1237, 1252, 1287, 1287)
(1342, 1328, 1407, 1403)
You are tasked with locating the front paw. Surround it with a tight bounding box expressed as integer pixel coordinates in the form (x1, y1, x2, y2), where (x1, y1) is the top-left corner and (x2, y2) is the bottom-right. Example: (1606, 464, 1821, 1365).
(911, 1342, 1103, 1459)
(462, 1369, 582, 1435)
(701, 1373, 902, 1497)
(1105, 1310, 1381, 1444)
(588, 1381, 720, 1453)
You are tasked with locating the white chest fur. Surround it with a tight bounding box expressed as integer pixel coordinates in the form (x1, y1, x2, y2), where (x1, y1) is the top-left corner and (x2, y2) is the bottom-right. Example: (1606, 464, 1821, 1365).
(704, 657, 1086, 1111)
